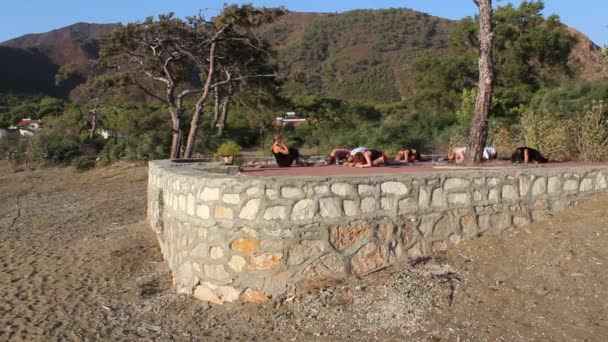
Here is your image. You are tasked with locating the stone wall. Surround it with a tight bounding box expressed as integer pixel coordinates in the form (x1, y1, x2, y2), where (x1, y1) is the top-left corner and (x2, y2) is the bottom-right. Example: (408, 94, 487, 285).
(147, 160, 608, 304)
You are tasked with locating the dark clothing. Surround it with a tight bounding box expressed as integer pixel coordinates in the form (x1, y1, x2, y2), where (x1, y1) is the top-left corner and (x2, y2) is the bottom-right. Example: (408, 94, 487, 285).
(368, 149, 384, 161)
(272, 147, 300, 167)
(511, 147, 548, 164)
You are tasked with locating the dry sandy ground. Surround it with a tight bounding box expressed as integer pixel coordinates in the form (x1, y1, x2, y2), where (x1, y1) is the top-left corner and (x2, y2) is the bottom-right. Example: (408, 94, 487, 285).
(1, 161, 607, 341)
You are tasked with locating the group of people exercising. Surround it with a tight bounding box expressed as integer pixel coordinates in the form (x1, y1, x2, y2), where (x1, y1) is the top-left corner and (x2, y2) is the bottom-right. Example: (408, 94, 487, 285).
(270, 134, 548, 168)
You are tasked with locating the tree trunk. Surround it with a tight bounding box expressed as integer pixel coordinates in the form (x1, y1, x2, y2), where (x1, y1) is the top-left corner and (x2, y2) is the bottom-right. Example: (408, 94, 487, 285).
(466, 0, 494, 163)
(217, 84, 233, 137)
(183, 41, 218, 159)
(169, 107, 181, 160)
(89, 96, 100, 140)
(211, 86, 221, 130)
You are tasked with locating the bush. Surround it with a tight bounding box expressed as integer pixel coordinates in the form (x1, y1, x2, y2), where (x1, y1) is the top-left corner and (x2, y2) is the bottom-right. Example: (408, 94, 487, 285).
(214, 140, 243, 165)
(71, 156, 96, 173)
(30, 132, 81, 165)
(519, 110, 574, 161)
(576, 101, 608, 162)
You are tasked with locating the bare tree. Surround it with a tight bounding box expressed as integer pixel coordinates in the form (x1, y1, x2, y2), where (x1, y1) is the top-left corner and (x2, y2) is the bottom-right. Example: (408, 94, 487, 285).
(99, 14, 200, 159)
(181, 4, 285, 158)
(466, 0, 495, 163)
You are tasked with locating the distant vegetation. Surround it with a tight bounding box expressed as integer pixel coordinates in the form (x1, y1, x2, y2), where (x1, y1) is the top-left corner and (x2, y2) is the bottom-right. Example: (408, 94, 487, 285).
(1, 1, 608, 168)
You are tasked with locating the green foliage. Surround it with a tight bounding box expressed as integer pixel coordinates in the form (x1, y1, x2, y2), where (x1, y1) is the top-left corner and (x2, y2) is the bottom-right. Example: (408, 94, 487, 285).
(30, 131, 81, 165)
(455, 88, 477, 125)
(528, 80, 608, 117)
(214, 140, 243, 164)
(576, 101, 608, 162)
(0, 93, 66, 127)
(411, 1, 577, 116)
(71, 155, 96, 172)
(276, 9, 448, 103)
(519, 110, 574, 161)
(99, 132, 170, 164)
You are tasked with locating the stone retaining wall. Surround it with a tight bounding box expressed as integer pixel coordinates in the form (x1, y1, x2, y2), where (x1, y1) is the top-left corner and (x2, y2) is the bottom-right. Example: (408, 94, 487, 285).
(147, 160, 608, 304)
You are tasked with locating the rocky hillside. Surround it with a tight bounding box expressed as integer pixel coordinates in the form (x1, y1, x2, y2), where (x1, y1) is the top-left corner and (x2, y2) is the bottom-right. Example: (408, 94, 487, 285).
(0, 23, 118, 97)
(0, 11, 605, 102)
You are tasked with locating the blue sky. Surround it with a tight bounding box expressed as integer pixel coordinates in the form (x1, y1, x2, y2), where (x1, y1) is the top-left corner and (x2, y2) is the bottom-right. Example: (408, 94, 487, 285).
(1, 1, 606, 45)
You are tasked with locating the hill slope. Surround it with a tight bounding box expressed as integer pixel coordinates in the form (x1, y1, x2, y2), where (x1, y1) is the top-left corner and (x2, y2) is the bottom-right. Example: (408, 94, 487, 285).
(0, 12, 605, 102)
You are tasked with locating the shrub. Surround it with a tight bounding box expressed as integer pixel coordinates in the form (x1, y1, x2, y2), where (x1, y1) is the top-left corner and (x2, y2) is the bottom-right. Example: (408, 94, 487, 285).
(519, 110, 574, 161)
(576, 101, 608, 162)
(71, 156, 96, 173)
(214, 140, 243, 165)
(30, 132, 81, 165)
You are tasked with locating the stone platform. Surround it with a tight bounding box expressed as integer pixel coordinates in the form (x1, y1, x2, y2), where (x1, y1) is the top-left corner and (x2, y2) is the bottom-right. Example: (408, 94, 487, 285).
(147, 160, 608, 304)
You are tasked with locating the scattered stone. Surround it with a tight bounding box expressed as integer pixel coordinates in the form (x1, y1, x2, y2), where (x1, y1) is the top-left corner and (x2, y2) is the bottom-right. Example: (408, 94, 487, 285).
(242, 289, 269, 303)
(303, 253, 346, 280)
(343, 200, 359, 217)
(444, 178, 470, 191)
(291, 199, 316, 220)
(381, 182, 409, 195)
(210, 247, 224, 259)
(214, 206, 234, 219)
(264, 206, 287, 220)
(222, 194, 240, 204)
(331, 183, 357, 197)
(218, 286, 241, 303)
(196, 204, 210, 219)
(361, 197, 378, 213)
(319, 198, 342, 218)
(200, 188, 220, 201)
(193, 285, 222, 304)
(282, 186, 304, 199)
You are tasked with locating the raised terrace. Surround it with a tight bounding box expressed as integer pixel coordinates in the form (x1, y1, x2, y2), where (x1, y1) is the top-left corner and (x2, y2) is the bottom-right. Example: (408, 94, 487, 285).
(147, 160, 608, 304)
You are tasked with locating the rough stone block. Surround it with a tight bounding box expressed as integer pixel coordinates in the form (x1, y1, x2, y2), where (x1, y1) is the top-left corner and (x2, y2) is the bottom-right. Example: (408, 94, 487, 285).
(329, 221, 371, 252)
(597, 173, 608, 190)
(222, 194, 240, 204)
(444, 178, 470, 191)
(246, 187, 263, 197)
(418, 188, 430, 209)
(282, 186, 304, 199)
(218, 286, 241, 303)
(266, 189, 279, 200)
(548, 177, 561, 194)
(513, 216, 530, 227)
(432, 241, 448, 253)
(398, 198, 417, 213)
(580, 178, 594, 192)
(231, 237, 260, 255)
(200, 188, 220, 201)
(518, 175, 533, 197)
(563, 179, 579, 192)
(197, 204, 210, 219)
(242, 289, 269, 303)
(214, 206, 234, 219)
(531, 178, 547, 196)
(194, 285, 222, 304)
(303, 253, 346, 280)
(250, 252, 283, 270)
(407, 243, 424, 258)
(358, 184, 375, 196)
(291, 199, 316, 220)
(264, 206, 287, 220)
(314, 185, 330, 195)
(239, 199, 261, 220)
(401, 225, 418, 247)
(531, 210, 550, 222)
(461, 215, 478, 238)
(431, 188, 445, 208)
(331, 183, 357, 197)
(178, 195, 186, 211)
(351, 242, 384, 274)
(361, 197, 379, 213)
(210, 246, 224, 259)
(382, 197, 395, 210)
(502, 185, 518, 200)
(288, 241, 324, 266)
(191, 243, 210, 258)
(228, 255, 247, 273)
(448, 193, 469, 206)
(343, 200, 359, 217)
(203, 264, 230, 281)
(320, 197, 343, 218)
(381, 181, 409, 195)
(187, 193, 195, 216)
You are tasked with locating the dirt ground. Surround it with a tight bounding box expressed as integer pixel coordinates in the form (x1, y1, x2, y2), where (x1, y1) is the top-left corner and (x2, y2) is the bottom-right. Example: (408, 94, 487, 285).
(1, 161, 607, 341)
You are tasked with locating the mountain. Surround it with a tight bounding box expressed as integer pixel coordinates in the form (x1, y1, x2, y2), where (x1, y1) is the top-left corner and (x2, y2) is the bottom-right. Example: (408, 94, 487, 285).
(0, 23, 119, 97)
(0, 12, 605, 102)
